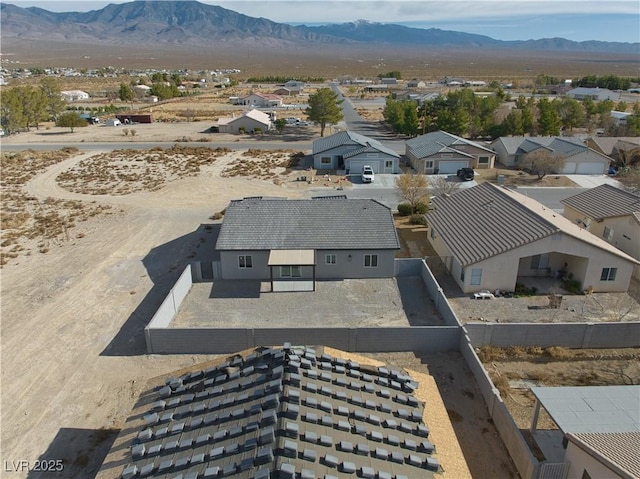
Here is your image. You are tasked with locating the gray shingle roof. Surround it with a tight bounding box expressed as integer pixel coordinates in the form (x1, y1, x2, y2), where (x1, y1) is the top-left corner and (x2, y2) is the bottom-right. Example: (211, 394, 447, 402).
(312, 130, 393, 156)
(562, 184, 640, 220)
(343, 143, 400, 159)
(115, 345, 441, 479)
(216, 198, 400, 251)
(427, 183, 558, 266)
(405, 130, 493, 159)
(492, 136, 586, 156)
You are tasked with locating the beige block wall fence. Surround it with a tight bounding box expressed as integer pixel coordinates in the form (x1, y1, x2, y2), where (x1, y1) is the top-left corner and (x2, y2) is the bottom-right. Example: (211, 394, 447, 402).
(144, 258, 640, 479)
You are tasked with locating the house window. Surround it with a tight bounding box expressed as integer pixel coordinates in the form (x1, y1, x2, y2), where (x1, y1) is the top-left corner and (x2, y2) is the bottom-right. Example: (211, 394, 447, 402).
(531, 254, 550, 270)
(430, 228, 435, 240)
(425, 160, 434, 169)
(364, 254, 378, 268)
(325, 254, 336, 265)
(321, 157, 331, 165)
(470, 268, 482, 285)
(238, 255, 253, 269)
(600, 267, 617, 281)
(478, 156, 489, 164)
(460, 268, 465, 282)
(385, 160, 393, 168)
(603, 226, 614, 241)
(281, 266, 301, 277)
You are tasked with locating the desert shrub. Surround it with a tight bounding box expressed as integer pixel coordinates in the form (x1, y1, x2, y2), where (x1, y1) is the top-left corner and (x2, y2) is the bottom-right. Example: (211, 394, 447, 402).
(122, 128, 129, 136)
(397, 203, 412, 216)
(409, 214, 427, 225)
(545, 346, 572, 359)
(130, 129, 136, 136)
(477, 345, 504, 362)
(492, 374, 511, 398)
(562, 278, 582, 294)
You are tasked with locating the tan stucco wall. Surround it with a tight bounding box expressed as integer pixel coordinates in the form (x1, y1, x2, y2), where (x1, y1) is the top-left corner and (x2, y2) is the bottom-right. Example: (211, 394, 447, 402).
(565, 441, 624, 479)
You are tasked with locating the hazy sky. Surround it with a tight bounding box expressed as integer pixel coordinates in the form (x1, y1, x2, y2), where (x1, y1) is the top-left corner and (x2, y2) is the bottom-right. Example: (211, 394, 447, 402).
(5, 0, 640, 43)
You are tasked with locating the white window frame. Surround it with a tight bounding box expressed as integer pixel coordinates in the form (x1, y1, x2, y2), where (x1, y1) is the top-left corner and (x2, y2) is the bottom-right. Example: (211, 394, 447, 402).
(385, 160, 393, 168)
(281, 265, 301, 278)
(470, 268, 482, 285)
(238, 255, 253, 269)
(364, 254, 378, 268)
(478, 156, 490, 164)
(320, 156, 332, 165)
(600, 267, 617, 281)
(425, 160, 434, 169)
(603, 226, 614, 241)
(325, 254, 336, 265)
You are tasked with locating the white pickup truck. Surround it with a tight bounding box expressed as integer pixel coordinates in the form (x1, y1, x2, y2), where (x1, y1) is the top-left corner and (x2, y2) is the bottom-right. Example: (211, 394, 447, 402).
(361, 165, 375, 183)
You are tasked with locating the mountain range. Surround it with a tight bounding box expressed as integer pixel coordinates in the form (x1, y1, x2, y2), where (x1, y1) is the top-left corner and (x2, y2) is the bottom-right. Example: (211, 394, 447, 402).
(1, 0, 637, 54)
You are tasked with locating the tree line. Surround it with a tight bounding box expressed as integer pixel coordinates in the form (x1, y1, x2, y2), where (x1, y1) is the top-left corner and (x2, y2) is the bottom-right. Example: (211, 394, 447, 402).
(383, 88, 640, 139)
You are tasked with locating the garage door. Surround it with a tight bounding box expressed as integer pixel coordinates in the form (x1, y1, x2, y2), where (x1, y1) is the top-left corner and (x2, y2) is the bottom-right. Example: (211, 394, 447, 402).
(347, 160, 380, 175)
(576, 162, 606, 174)
(562, 162, 577, 174)
(438, 160, 469, 174)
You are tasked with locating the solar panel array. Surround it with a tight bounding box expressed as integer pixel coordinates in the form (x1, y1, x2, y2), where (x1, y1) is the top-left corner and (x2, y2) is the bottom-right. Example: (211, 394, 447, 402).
(121, 345, 440, 479)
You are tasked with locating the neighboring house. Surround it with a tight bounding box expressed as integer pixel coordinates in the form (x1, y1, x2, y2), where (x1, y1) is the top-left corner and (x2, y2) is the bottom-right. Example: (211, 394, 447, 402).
(464, 80, 486, 87)
(562, 184, 640, 279)
(60, 90, 89, 102)
(426, 182, 638, 294)
(272, 87, 300, 96)
(610, 110, 632, 126)
(283, 80, 305, 90)
(364, 84, 389, 92)
(407, 79, 426, 88)
(312, 130, 401, 174)
(405, 130, 495, 174)
(380, 77, 398, 85)
(491, 136, 611, 175)
(133, 84, 152, 96)
(566, 87, 620, 101)
(584, 137, 640, 165)
(530, 386, 640, 479)
(217, 109, 273, 134)
(392, 90, 439, 105)
(236, 93, 283, 108)
(214, 197, 400, 291)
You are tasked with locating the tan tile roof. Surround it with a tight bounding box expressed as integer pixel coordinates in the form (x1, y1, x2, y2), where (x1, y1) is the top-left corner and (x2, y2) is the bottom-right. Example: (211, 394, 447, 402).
(568, 432, 640, 478)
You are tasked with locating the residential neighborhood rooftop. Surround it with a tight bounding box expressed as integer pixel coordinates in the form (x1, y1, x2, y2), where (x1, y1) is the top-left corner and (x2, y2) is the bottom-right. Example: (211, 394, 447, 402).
(215, 197, 400, 251)
(561, 184, 640, 220)
(427, 183, 639, 267)
(312, 130, 399, 158)
(405, 130, 494, 159)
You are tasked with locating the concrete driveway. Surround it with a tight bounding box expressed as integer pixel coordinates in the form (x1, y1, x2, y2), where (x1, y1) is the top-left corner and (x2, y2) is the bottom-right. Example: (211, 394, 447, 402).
(564, 174, 623, 188)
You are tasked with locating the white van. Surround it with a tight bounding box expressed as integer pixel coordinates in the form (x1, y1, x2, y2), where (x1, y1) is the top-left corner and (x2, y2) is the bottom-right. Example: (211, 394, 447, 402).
(105, 118, 122, 127)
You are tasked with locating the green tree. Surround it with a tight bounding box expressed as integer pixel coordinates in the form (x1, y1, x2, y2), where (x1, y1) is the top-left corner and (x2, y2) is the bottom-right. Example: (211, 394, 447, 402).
(555, 98, 585, 132)
(537, 98, 561, 135)
(401, 101, 419, 136)
(39, 77, 66, 121)
(118, 83, 134, 104)
(274, 118, 287, 133)
(305, 88, 344, 137)
(56, 112, 88, 132)
(0, 88, 26, 133)
(378, 71, 402, 80)
(383, 97, 404, 132)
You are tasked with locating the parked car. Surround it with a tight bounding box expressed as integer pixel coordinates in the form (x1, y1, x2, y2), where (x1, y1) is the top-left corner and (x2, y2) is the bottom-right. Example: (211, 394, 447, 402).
(457, 167, 474, 181)
(361, 165, 375, 183)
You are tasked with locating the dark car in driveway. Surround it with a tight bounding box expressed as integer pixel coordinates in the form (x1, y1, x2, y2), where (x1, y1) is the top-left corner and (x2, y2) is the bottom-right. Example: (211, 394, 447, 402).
(457, 167, 475, 181)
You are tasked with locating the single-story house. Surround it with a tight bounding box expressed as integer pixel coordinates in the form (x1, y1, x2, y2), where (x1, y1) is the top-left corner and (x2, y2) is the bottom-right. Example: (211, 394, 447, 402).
(380, 77, 398, 85)
(236, 93, 283, 108)
(133, 84, 152, 95)
(312, 130, 401, 174)
(407, 79, 426, 88)
(491, 136, 611, 175)
(610, 110, 632, 126)
(567, 87, 620, 101)
(283, 80, 305, 90)
(217, 109, 272, 134)
(214, 197, 400, 291)
(562, 184, 640, 279)
(530, 386, 640, 479)
(584, 137, 640, 165)
(272, 87, 300, 96)
(60, 90, 89, 102)
(426, 182, 638, 293)
(405, 130, 496, 174)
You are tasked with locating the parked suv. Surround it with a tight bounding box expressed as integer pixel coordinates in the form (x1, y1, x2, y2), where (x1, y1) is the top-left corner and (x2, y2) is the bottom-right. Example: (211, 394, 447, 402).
(361, 165, 375, 183)
(457, 167, 474, 181)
